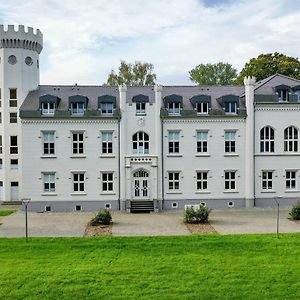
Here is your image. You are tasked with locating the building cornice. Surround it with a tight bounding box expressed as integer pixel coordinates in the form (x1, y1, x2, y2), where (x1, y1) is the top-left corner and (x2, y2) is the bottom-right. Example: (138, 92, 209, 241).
(163, 118, 246, 123)
(21, 119, 118, 124)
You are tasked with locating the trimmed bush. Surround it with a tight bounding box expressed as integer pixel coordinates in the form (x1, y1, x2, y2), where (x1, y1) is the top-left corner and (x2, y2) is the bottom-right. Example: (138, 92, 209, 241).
(289, 203, 300, 220)
(184, 205, 212, 224)
(90, 209, 112, 225)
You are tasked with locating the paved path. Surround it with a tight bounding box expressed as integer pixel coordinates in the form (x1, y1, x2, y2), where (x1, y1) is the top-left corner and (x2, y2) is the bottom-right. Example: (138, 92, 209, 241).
(112, 212, 190, 236)
(210, 208, 300, 234)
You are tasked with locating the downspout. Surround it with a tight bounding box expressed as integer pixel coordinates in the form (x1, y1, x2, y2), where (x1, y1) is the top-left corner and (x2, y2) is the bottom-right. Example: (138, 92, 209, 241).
(118, 116, 121, 211)
(253, 103, 256, 206)
(161, 116, 164, 210)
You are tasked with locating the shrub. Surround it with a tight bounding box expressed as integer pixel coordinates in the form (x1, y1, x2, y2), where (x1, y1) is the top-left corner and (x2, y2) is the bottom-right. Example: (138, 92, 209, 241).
(184, 205, 212, 224)
(289, 203, 300, 220)
(90, 208, 112, 225)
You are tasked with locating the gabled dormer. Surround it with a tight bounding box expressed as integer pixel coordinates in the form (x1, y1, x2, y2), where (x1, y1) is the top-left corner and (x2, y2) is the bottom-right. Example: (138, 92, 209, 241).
(39, 94, 60, 115)
(69, 95, 88, 115)
(163, 94, 183, 116)
(98, 95, 116, 115)
(217, 94, 239, 115)
(190, 95, 211, 115)
(132, 94, 149, 116)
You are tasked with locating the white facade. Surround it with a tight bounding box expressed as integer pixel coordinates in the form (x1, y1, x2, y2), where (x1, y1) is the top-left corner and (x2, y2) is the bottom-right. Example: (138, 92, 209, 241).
(2, 25, 300, 212)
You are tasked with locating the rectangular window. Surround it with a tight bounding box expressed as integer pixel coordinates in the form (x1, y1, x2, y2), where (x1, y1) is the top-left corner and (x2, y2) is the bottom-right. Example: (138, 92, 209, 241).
(102, 132, 113, 154)
(101, 103, 113, 115)
(10, 182, 19, 201)
(225, 131, 236, 153)
(0, 112, 1, 123)
(102, 172, 114, 192)
(43, 173, 55, 192)
(0, 159, 2, 169)
(225, 102, 237, 114)
(9, 88, 17, 99)
(197, 131, 208, 153)
(136, 102, 146, 115)
(10, 136, 18, 154)
(73, 172, 85, 192)
(10, 159, 18, 170)
(168, 131, 180, 153)
(197, 171, 208, 190)
(71, 102, 85, 115)
(262, 171, 273, 190)
(10, 112, 17, 123)
(224, 171, 236, 190)
(168, 172, 180, 190)
(0, 136, 2, 154)
(167, 102, 180, 115)
(286, 171, 296, 190)
(43, 132, 55, 155)
(72, 132, 84, 154)
(196, 102, 209, 114)
(42, 102, 55, 115)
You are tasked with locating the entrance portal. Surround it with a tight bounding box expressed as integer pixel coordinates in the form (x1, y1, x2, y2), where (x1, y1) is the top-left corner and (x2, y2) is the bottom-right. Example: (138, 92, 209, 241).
(133, 170, 149, 199)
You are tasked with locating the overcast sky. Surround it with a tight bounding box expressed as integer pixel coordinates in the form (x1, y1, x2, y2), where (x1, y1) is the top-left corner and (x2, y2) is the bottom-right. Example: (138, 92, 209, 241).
(0, 0, 299, 85)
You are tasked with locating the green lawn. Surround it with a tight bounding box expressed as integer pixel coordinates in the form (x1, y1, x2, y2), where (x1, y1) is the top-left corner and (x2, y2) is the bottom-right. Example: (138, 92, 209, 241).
(0, 210, 16, 217)
(1, 234, 300, 299)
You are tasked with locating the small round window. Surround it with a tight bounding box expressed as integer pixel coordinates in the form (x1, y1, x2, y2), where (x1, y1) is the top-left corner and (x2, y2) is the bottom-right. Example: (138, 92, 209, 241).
(25, 56, 33, 66)
(8, 55, 17, 65)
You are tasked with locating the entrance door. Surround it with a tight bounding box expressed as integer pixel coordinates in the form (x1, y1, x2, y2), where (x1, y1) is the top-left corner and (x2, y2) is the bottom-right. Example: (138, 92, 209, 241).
(133, 170, 149, 199)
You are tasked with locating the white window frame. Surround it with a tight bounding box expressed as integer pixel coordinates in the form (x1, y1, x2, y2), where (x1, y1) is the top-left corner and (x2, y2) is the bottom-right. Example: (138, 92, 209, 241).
(224, 102, 237, 114)
(262, 171, 273, 190)
(101, 103, 114, 115)
(278, 90, 289, 101)
(196, 102, 209, 115)
(10, 159, 18, 170)
(286, 170, 297, 190)
(42, 102, 55, 115)
(197, 131, 208, 153)
(167, 102, 180, 115)
(132, 132, 149, 154)
(73, 172, 85, 192)
(260, 126, 275, 153)
(72, 132, 84, 155)
(168, 131, 180, 154)
(9, 112, 17, 123)
(43, 173, 56, 193)
(10, 136, 18, 154)
(0, 135, 2, 154)
(136, 102, 146, 115)
(225, 131, 236, 153)
(71, 102, 85, 115)
(43, 131, 55, 155)
(168, 171, 180, 190)
(284, 126, 298, 152)
(224, 171, 236, 191)
(102, 172, 114, 192)
(196, 171, 208, 191)
(101, 132, 113, 154)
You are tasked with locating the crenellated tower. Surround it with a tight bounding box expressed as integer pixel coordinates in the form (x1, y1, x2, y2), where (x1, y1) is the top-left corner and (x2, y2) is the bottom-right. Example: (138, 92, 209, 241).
(0, 25, 43, 202)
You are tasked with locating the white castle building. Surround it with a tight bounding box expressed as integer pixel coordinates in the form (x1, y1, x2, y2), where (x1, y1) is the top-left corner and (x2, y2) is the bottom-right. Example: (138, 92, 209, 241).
(1, 25, 300, 212)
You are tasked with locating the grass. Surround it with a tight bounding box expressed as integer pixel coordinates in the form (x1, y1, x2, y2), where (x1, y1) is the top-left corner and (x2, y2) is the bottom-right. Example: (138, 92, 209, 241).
(1, 234, 300, 299)
(0, 210, 16, 217)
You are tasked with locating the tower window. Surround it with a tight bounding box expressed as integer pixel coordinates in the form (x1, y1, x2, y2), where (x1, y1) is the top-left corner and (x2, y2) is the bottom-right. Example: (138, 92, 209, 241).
(10, 113, 17, 123)
(9, 88, 17, 99)
(10, 136, 18, 154)
(132, 132, 149, 154)
(136, 102, 146, 115)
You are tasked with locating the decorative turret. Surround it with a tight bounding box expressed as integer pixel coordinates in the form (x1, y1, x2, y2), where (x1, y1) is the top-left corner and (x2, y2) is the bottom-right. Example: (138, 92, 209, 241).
(0, 25, 43, 53)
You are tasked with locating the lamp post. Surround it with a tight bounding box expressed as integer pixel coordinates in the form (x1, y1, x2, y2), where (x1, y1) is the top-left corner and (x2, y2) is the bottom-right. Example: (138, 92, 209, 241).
(273, 196, 282, 239)
(22, 198, 31, 242)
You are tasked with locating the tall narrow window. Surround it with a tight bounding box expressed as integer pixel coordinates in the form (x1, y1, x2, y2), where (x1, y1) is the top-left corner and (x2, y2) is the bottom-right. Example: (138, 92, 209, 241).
(197, 171, 208, 191)
(262, 171, 273, 190)
(0, 159, 2, 169)
(9, 113, 17, 123)
(9, 88, 17, 107)
(72, 132, 84, 154)
(197, 131, 208, 153)
(168, 172, 180, 190)
(167, 102, 180, 115)
(102, 172, 114, 192)
(284, 126, 298, 152)
(71, 102, 85, 115)
(286, 170, 296, 190)
(43, 132, 55, 155)
(196, 102, 208, 114)
(260, 126, 274, 152)
(225, 131, 236, 153)
(42, 102, 55, 115)
(102, 132, 113, 154)
(0, 112, 2, 123)
(43, 173, 56, 192)
(10, 159, 18, 170)
(168, 131, 180, 154)
(132, 132, 149, 154)
(224, 171, 236, 190)
(0, 136, 2, 154)
(73, 172, 85, 192)
(278, 90, 289, 101)
(10, 136, 18, 154)
(136, 103, 146, 115)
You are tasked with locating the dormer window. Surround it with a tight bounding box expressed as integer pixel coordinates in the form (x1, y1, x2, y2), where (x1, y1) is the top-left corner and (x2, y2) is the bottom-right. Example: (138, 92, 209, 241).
(196, 102, 208, 114)
(167, 102, 180, 115)
(42, 102, 55, 115)
(190, 95, 211, 115)
(163, 94, 183, 116)
(132, 94, 149, 116)
(275, 85, 291, 102)
(101, 103, 114, 115)
(71, 102, 85, 115)
(225, 102, 237, 114)
(98, 95, 116, 115)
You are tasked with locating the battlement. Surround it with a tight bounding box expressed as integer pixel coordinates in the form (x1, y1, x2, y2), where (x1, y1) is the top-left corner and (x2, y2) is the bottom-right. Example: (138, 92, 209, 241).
(0, 25, 43, 54)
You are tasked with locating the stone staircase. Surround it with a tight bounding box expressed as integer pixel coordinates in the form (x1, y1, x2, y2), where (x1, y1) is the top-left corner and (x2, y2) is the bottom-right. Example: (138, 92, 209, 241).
(130, 200, 154, 213)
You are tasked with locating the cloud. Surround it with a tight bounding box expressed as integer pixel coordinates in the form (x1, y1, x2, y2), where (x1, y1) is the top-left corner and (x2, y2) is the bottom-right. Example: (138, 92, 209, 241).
(0, 0, 299, 84)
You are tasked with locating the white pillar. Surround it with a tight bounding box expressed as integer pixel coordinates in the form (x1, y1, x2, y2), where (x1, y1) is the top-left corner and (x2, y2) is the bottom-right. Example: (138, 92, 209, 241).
(244, 76, 256, 207)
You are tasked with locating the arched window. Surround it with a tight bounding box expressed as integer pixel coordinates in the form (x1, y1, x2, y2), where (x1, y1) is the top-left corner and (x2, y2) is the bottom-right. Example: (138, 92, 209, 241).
(284, 126, 298, 152)
(133, 132, 149, 154)
(260, 126, 274, 152)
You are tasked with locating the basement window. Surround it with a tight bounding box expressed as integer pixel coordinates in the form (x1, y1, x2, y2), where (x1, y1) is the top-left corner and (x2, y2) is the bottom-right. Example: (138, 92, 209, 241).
(75, 205, 82, 211)
(172, 202, 178, 208)
(105, 203, 111, 209)
(45, 206, 51, 212)
(200, 202, 206, 207)
(228, 201, 234, 208)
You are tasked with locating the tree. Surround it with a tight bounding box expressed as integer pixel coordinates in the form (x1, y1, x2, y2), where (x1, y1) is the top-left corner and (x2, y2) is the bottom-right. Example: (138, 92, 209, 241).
(106, 60, 157, 86)
(236, 52, 300, 84)
(189, 62, 238, 85)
